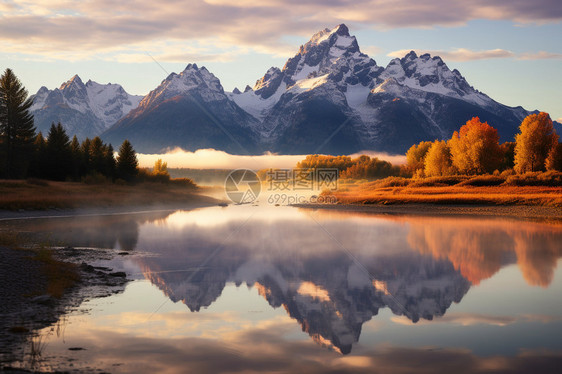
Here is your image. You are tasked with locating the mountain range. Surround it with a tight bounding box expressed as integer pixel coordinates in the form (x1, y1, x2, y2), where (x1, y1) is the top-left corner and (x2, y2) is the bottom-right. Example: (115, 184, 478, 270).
(31, 75, 142, 139)
(32, 24, 554, 155)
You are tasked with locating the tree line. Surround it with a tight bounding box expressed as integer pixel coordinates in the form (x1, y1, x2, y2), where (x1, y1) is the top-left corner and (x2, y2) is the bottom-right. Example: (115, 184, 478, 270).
(406, 113, 562, 177)
(0, 68, 139, 181)
(297, 154, 400, 179)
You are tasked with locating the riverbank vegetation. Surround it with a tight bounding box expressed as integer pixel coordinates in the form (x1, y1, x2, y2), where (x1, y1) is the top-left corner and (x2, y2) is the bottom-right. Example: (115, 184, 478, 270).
(306, 113, 562, 206)
(0, 178, 205, 211)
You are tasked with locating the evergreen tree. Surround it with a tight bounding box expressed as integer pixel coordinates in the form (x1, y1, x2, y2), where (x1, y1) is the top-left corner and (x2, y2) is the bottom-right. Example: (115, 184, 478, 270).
(28, 132, 47, 178)
(70, 135, 82, 179)
(103, 144, 116, 178)
(0, 68, 36, 178)
(80, 138, 92, 174)
(116, 140, 138, 182)
(45, 123, 72, 180)
(89, 137, 104, 174)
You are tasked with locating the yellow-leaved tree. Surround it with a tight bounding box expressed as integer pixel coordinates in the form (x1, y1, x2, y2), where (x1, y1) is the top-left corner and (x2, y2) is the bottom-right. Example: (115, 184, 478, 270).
(448, 117, 502, 175)
(424, 140, 454, 177)
(405, 141, 433, 177)
(151, 158, 170, 182)
(546, 142, 562, 171)
(514, 112, 559, 173)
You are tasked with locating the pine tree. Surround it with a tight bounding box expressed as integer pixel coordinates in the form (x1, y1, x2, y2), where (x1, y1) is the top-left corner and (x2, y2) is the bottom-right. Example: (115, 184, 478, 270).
(28, 132, 47, 178)
(0, 68, 36, 178)
(80, 138, 92, 174)
(70, 135, 82, 179)
(116, 140, 138, 182)
(45, 123, 72, 180)
(103, 144, 116, 178)
(89, 137, 104, 174)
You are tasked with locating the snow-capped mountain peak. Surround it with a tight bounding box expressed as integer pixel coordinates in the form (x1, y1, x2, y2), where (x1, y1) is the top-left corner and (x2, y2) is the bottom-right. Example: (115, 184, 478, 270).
(137, 63, 226, 111)
(60, 74, 85, 90)
(378, 50, 486, 102)
(30, 76, 143, 139)
(281, 23, 376, 87)
(244, 23, 382, 120)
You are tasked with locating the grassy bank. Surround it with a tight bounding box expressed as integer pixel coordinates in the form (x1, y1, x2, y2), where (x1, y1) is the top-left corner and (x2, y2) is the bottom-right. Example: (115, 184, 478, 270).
(330, 173, 562, 207)
(0, 179, 216, 211)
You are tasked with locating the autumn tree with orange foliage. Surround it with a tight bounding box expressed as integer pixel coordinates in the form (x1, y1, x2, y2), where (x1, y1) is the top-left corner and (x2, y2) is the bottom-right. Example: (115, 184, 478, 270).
(546, 142, 562, 171)
(296, 154, 354, 171)
(514, 112, 559, 173)
(405, 141, 432, 176)
(424, 140, 454, 177)
(448, 117, 502, 175)
(340, 155, 398, 179)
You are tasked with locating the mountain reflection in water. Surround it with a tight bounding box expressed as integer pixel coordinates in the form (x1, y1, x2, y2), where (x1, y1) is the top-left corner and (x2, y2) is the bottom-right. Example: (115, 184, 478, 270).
(10, 207, 562, 356)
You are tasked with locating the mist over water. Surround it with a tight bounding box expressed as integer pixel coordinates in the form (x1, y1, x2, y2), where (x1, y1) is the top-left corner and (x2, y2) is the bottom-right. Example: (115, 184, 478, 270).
(136, 148, 406, 170)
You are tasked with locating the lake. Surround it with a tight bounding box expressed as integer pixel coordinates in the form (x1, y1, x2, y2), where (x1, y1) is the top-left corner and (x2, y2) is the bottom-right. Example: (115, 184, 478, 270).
(4, 204, 562, 373)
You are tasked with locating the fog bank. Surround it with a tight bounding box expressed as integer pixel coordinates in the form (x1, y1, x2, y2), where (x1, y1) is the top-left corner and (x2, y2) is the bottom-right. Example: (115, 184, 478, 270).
(137, 148, 406, 170)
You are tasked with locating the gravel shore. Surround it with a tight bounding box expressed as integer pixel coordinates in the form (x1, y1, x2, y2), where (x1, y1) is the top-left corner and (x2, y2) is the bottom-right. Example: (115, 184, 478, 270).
(0, 246, 129, 372)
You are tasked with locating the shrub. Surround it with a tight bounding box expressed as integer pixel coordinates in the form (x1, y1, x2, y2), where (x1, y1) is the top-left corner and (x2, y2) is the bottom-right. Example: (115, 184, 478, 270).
(170, 178, 197, 189)
(458, 175, 505, 187)
(374, 176, 411, 188)
(409, 175, 468, 187)
(505, 171, 562, 186)
(26, 178, 48, 186)
(82, 172, 110, 185)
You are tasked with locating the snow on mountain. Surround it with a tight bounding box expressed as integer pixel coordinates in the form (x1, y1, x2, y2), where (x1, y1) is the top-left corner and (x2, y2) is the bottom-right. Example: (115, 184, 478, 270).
(136, 63, 225, 111)
(375, 51, 492, 107)
(224, 24, 534, 154)
(31, 75, 142, 139)
(102, 64, 260, 154)
(96, 23, 537, 154)
(136, 241, 470, 354)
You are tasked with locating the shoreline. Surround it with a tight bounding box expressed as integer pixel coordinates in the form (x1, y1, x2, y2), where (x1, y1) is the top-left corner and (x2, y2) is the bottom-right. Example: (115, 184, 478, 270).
(0, 200, 218, 221)
(0, 246, 130, 370)
(293, 203, 562, 222)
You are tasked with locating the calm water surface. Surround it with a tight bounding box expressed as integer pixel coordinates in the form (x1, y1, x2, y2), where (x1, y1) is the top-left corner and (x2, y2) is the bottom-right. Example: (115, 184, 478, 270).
(6, 204, 562, 373)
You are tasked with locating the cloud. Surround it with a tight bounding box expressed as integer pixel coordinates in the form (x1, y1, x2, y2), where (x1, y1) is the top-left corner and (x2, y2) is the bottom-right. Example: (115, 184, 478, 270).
(0, 0, 560, 61)
(39, 322, 562, 373)
(360, 45, 383, 57)
(391, 313, 516, 326)
(393, 48, 515, 61)
(388, 48, 562, 62)
(136, 148, 404, 169)
(518, 51, 562, 60)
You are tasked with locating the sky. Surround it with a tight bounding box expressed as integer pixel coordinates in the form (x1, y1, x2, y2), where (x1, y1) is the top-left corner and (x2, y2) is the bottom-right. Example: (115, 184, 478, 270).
(1, 0, 561, 120)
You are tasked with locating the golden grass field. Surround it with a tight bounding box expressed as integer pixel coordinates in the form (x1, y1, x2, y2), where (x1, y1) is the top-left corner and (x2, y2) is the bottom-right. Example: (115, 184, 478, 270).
(0, 179, 214, 211)
(331, 183, 562, 207)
